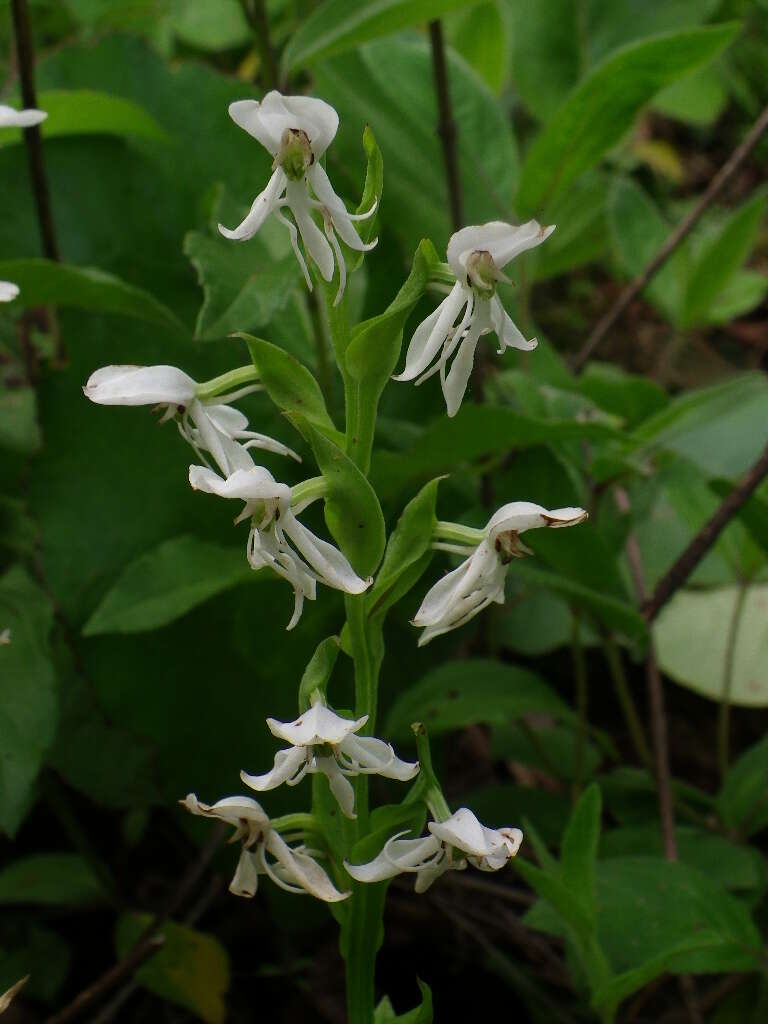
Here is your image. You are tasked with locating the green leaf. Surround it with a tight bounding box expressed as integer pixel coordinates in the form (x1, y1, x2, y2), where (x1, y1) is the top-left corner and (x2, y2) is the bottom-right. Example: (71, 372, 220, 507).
(681, 190, 768, 327)
(0, 260, 186, 334)
(513, 563, 647, 641)
(608, 177, 688, 322)
(447, 3, 508, 93)
(292, 418, 385, 577)
(355, 125, 383, 250)
(628, 373, 768, 481)
(515, 859, 595, 940)
(578, 362, 669, 429)
(706, 268, 768, 324)
(298, 636, 341, 711)
(385, 659, 572, 741)
(83, 536, 255, 636)
(169, 0, 251, 51)
(717, 736, 768, 836)
(0, 89, 165, 145)
(367, 477, 442, 620)
(241, 334, 339, 440)
(397, 979, 433, 1024)
(560, 784, 602, 919)
(653, 63, 728, 125)
(281, 0, 483, 72)
(533, 171, 610, 281)
(184, 228, 300, 341)
(0, 567, 57, 837)
(654, 584, 768, 706)
(0, 854, 107, 906)
(345, 237, 437, 470)
(115, 914, 230, 1024)
(517, 23, 740, 216)
(0, 925, 70, 1002)
(504, 0, 582, 121)
(0, 386, 40, 455)
(372, 404, 621, 500)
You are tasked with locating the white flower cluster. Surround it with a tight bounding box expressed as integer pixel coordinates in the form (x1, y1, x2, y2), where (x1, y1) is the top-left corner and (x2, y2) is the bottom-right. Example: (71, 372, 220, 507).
(81, 91, 588, 904)
(0, 105, 47, 303)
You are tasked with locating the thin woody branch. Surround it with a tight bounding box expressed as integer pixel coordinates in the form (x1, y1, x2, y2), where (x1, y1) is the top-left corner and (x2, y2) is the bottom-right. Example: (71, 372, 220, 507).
(10, 0, 60, 262)
(573, 100, 768, 373)
(643, 441, 768, 623)
(428, 19, 463, 232)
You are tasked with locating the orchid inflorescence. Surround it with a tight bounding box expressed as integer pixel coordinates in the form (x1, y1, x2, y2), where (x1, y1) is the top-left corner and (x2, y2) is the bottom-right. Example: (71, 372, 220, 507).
(83, 92, 586, 921)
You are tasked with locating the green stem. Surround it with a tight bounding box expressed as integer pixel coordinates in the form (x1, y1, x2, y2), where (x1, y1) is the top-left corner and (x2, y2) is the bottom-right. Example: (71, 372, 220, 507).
(601, 631, 654, 773)
(571, 612, 588, 800)
(718, 582, 748, 780)
(195, 365, 260, 401)
(290, 475, 327, 510)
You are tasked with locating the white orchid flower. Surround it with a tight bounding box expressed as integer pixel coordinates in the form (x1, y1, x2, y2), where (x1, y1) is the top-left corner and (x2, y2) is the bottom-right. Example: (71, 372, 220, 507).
(415, 502, 588, 645)
(182, 793, 348, 901)
(346, 807, 523, 893)
(83, 364, 298, 474)
(394, 220, 555, 416)
(241, 702, 418, 819)
(219, 92, 377, 303)
(188, 464, 371, 629)
(1, 106, 47, 303)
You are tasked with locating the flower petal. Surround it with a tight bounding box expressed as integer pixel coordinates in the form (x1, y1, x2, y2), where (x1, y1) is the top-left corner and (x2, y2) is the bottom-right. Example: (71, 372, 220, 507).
(282, 514, 370, 595)
(486, 502, 588, 539)
(188, 465, 290, 504)
(181, 792, 269, 828)
(441, 318, 482, 417)
(393, 283, 467, 382)
(240, 746, 308, 791)
(266, 703, 367, 746)
(308, 164, 377, 251)
(345, 833, 442, 883)
(316, 756, 357, 818)
(230, 849, 260, 897)
(340, 735, 419, 781)
(282, 95, 339, 156)
(265, 829, 349, 901)
(429, 807, 506, 858)
(0, 104, 47, 128)
(489, 295, 537, 353)
(447, 220, 555, 276)
(218, 168, 286, 241)
(286, 182, 334, 281)
(83, 365, 196, 406)
(0, 281, 19, 302)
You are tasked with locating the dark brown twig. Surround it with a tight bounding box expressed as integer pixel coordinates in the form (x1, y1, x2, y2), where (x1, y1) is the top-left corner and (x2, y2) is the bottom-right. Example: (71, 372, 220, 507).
(572, 101, 768, 372)
(428, 20, 463, 232)
(242, 0, 280, 90)
(45, 823, 227, 1024)
(10, 0, 60, 262)
(643, 442, 768, 622)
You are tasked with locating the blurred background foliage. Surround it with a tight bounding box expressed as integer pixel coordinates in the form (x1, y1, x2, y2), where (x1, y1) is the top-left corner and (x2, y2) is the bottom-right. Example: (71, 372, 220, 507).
(1, 0, 768, 1021)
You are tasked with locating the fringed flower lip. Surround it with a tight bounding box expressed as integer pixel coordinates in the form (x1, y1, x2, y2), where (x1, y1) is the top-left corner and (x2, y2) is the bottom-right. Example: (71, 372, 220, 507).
(83, 364, 299, 474)
(219, 92, 377, 304)
(345, 807, 523, 893)
(393, 219, 555, 416)
(188, 464, 371, 630)
(182, 793, 348, 901)
(413, 502, 588, 646)
(241, 702, 418, 819)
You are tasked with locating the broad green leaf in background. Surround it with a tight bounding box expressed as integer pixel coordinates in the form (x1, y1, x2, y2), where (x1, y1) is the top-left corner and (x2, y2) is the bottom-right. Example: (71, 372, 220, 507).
(0, 260, 186, 334)
(0, 925, 70, 1002)
(445, 2, 508, 93)
(717, 736, 768, 837)
(608, 177, 688, 323)
(706, 269, 768, 324)
(517, 23, 740, 216)
(560, 784, 602, 918)
(242, 334, 339, 440)
(578, 362, 669, 429)
(83, 535, 256, 636)
(281, 0, 483, 71)
(0, 387, 40, 455)
(0, 567, 57, 837)
(653, 64, 728, 126)
(0, 854, 107, 907)
(116, 914, 230, 1024)
(371, 404, 620, 500)
(184, 226, 301, 341)
(169, 0, 251, 51)
(491, 722, 604, 783)
(628, 373, 768, 481)
(293, 418, 386, 577)
(314, 36, 518, 253)
(385, 659, 572, 741)
(681, 189, 768, 327)
(0, 89, 165, 145)
(533, 171, 610, 281)
(655, 585, 768, 706)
